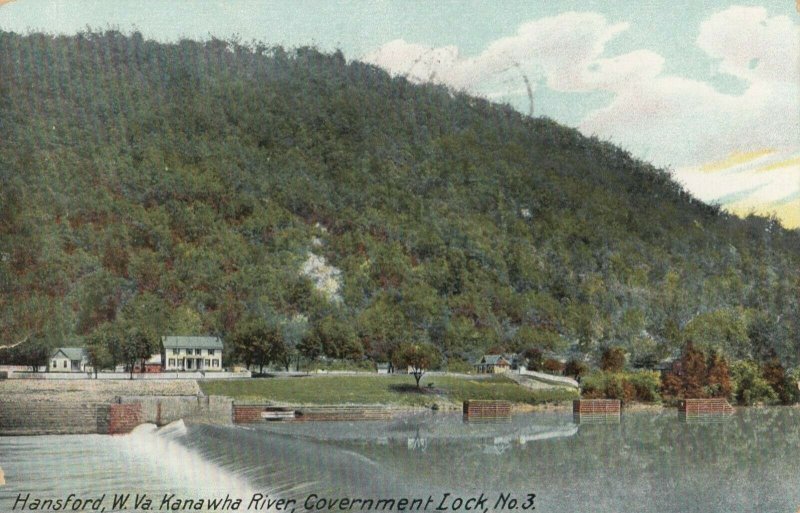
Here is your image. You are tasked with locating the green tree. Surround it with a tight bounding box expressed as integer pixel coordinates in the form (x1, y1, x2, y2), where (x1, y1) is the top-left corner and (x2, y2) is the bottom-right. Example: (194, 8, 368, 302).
(311, 315, 360, 360)
(564, 358, 589, 380)
(600, 346, 626, 372)
(230, 319, 283, 373)
(520, 347, 543, 371)
(683, 308, 749, 359)
(761, 358, 795, 405)
(298, 330, 324, 368)
(392, 342, 441, 389)
(747, 311, 787, 362)
(89, 322, 123, 370)
(705, 350, 732, 399)
(279, 315, 308, 371)
(661, 342, 708, 400)
(85, 342, 113, 378)
(121, 327, 155, 380)
(512, 325, 563, 353)
(731, 360, 777, 406)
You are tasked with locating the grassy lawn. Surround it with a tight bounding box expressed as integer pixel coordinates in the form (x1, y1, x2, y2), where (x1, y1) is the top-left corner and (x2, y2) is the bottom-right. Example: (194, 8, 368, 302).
(199, 374, 578, 406)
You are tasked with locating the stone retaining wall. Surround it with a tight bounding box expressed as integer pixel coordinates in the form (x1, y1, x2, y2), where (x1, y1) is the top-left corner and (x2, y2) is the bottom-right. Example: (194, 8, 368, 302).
(0, 393, 233, 435)
(0, 400, 104, 435)
(119, 395, 233, 426)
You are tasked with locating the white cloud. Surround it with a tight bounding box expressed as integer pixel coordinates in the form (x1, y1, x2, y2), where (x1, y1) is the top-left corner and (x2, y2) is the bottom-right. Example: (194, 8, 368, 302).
(580, 7, 799, 167)
(363, 12, 628, 94)
(586, 50, 664, 89)
(697, 6, 796, 83)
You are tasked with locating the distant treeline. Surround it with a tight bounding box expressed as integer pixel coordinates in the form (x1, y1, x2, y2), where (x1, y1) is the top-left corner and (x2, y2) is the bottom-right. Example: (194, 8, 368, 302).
(0, 30, 798, 373)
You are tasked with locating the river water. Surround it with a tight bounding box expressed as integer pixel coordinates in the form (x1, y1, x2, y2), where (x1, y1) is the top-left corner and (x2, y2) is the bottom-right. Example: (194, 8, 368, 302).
(1, 408, 799, 512)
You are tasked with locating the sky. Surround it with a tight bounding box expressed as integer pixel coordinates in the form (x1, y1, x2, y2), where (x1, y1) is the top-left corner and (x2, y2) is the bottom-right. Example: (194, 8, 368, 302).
(1, 1, 798, 228)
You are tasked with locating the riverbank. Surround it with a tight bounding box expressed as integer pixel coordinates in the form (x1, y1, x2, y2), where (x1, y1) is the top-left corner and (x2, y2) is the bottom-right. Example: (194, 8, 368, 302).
(198, 374, 579, 408)
(0, 375, 580, 434)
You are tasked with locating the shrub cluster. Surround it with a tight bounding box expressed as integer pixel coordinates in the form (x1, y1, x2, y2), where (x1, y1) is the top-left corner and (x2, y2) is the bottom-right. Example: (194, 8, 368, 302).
(581, 370, 661, 403)
(579, 342, 800, 407)
(660, 343, 797, 406)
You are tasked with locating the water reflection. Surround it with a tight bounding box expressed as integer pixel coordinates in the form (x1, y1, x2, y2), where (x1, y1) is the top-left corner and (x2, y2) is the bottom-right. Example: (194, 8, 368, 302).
(573, 412, 621, 424)
(678, 411, 734, 424)
(3, 409, 800, 512)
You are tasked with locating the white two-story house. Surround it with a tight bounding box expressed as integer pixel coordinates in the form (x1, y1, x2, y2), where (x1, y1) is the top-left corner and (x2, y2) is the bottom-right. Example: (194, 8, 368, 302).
(162, 336, 223, 371)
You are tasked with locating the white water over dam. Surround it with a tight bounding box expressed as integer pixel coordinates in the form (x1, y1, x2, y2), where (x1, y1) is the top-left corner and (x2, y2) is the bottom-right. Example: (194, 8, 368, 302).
(0, 420, 258, 511)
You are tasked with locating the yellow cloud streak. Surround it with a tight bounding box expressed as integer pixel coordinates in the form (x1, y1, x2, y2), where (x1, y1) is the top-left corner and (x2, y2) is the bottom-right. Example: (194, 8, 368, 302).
(726, 200, 800, 229)
(755, 156, 800, 173)
(699, 149, 775, 173)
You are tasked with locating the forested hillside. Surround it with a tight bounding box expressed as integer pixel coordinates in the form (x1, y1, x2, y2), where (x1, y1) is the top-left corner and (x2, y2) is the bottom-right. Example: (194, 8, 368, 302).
(1, 31, 798, 370)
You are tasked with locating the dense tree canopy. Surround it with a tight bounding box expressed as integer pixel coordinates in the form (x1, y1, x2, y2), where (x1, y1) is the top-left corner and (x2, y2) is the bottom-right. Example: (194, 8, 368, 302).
(1, 31, 798, 371)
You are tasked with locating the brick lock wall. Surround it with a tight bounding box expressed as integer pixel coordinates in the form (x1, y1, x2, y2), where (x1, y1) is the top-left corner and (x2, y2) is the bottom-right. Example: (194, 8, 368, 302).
(573, 399, 621, 414)
(232, 405, 270, 424)
(679, 398, 734, 414)
(462, 400, 512, 419)
(108, 403, 143, 434)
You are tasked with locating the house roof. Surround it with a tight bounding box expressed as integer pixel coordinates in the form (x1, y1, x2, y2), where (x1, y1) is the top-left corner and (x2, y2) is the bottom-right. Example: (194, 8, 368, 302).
(52, 347, 86, 361)
(162, 336, 223, 350)
(480, 354, 511, 365)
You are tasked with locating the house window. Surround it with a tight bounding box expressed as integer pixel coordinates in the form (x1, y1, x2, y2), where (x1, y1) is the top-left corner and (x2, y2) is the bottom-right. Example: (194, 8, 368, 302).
(208, 349, 215, 356)
(169, 359, 175, 367)
(51, 360, 56, 368)
(172, 349, 178, 355)
(205, 359, 210, 367)
(63, 361, 67, 369)
(187, 349, 194, 355)
(212, 360, 219, 367)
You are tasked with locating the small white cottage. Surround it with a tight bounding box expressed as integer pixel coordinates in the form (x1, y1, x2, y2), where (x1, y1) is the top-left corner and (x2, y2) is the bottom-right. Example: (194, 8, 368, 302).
(50, 347, 88, 372)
